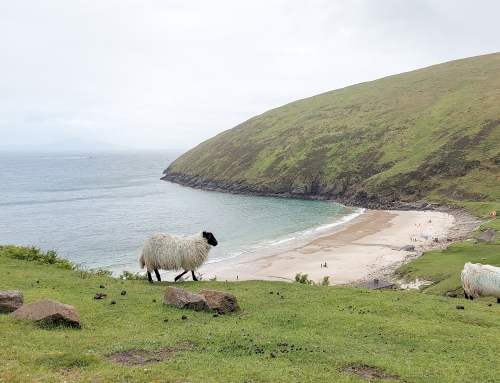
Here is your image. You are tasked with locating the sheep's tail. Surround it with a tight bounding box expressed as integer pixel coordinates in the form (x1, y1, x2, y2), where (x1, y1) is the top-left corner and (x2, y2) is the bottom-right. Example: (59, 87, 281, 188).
(139, 252, 146, 269)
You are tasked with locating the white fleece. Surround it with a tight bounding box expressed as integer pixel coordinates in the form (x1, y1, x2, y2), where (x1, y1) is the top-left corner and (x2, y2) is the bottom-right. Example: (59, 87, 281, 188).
(139, 231, 212, 272)
(461, 262, 500, 299)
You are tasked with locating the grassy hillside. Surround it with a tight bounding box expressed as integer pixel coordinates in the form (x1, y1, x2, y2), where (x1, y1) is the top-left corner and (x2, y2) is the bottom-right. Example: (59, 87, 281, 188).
(3, 254, 500, 383)
(163, 53, 500, 208)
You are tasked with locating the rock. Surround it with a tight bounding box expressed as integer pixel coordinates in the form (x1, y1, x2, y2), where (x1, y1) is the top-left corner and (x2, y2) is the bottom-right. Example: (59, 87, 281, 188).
(456, 305, 465, 310)
(10, 299, 81, 328)
(0, 290, 24, 313)
(182, 315, 187, 320)
(110, 300, 116, 305)
(163, 286, 209, 311)
(400, 245, 415, 251)
(199, 289, 240, 313)
(120, 290, 126, 295)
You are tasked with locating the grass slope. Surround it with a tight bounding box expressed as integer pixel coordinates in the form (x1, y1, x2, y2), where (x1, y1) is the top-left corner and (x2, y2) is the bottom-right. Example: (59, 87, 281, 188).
(165, 52, 500, 206)
(396, 219, 500, 297)
(2, 256, 500, 382)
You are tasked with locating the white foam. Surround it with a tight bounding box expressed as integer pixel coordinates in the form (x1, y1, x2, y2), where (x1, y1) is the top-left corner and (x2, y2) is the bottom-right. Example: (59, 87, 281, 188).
(269, 237, 296, 246)
(206, 251, 245, 264)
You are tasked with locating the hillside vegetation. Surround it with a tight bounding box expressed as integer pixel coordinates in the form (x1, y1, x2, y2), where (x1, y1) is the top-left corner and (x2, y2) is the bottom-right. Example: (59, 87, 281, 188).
(3, 251, 500, 383)
(163, 53, 500, 208)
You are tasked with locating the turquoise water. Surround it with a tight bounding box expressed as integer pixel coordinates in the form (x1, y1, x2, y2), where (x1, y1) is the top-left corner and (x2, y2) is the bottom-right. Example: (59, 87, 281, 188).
(0, 150, 362, 276)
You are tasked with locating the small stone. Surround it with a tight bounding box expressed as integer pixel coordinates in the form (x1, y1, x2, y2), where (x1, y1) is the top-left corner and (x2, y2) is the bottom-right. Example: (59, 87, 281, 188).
(0, 290, 24, 313)
(110, 300, 116, 305)
(199, 289, 239, 313)
(10, 299, 81, 328)
(152, 299, 156, 303)
(456, 305, 465, 310)
(163, 318, 169, 322)
(120, 290, 126, 295)
(164, 286, 209, 311)
(100, 285, 105, 289)
(182, 315, 187, 320)
(94, 294, 102, 299)
(213, 314, 219, 318)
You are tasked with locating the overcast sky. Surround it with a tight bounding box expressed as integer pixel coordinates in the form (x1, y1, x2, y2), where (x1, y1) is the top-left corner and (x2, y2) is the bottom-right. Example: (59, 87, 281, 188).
(1, 1, 499, 149)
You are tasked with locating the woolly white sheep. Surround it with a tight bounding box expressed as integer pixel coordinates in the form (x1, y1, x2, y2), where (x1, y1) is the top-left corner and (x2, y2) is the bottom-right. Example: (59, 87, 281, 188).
(139, 231, 218, 283)
(461, 262, 500, 303)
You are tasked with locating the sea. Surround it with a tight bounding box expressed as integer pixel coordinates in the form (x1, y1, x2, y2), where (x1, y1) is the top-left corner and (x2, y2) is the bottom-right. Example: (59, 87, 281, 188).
(0, 150, 363, 277)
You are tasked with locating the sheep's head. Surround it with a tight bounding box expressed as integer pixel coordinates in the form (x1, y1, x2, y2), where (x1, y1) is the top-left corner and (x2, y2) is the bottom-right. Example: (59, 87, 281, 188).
(203, 231, 218, 247)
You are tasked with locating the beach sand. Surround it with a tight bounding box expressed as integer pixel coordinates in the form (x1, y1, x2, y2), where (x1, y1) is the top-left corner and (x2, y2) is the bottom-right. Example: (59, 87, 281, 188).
(196, 209, 480, 285)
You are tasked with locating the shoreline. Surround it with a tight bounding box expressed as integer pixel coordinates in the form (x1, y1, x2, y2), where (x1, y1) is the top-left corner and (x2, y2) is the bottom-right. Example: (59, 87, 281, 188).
(191, 207, 481, 285)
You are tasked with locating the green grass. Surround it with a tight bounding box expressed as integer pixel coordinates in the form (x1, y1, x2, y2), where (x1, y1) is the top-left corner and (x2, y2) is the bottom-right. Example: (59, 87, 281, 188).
(3, 252, 500, 382)
(396, 241, 500, 297)
(0, 245, 73, 269)
(164, 53, 500, 208)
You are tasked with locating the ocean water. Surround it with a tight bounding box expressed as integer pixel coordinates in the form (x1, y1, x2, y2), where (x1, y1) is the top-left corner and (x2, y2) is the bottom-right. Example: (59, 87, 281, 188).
(0, 150, 363, 276)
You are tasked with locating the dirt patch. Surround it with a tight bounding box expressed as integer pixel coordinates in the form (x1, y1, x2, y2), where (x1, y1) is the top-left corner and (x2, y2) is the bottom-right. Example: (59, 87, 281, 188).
(106, 340, 195, 366)
(339, 365, 404, 381)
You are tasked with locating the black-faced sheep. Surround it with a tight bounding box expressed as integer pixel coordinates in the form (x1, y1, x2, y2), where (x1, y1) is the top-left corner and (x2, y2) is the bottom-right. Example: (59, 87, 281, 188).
(139, 231, 218, 283)
(461, 262, 500, 303)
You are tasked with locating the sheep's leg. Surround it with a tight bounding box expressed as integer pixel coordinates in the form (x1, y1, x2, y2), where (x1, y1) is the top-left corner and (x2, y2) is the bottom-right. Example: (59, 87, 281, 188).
(191, 271, 198, 281)
(497, 297, 500, 304)
(464, 290, 469, 300)
(175, 270, 189, 282)
(154, 269, 161, 282)
(147, 271, 153, 284)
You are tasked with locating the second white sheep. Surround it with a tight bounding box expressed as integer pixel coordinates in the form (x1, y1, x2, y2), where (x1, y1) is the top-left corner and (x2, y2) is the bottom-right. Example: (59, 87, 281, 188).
(461, 261, 500, 303)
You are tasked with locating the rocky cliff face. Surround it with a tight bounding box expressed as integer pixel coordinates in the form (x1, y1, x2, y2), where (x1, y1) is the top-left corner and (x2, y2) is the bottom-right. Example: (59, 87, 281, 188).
(161, 168, 433, 211)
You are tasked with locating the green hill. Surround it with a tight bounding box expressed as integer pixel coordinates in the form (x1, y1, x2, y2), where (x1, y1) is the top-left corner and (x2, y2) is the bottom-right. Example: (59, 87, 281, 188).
(162, 53, 500, 209)
(3, 250, 500, 383)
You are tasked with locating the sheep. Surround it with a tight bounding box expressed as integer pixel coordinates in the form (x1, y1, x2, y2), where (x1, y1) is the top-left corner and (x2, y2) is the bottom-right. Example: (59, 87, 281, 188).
(139, 231, 218, 283)
(461, 262, 500, 303)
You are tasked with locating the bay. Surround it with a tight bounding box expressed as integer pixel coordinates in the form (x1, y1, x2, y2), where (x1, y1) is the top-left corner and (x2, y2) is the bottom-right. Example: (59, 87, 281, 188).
(0, 150, 362, 276)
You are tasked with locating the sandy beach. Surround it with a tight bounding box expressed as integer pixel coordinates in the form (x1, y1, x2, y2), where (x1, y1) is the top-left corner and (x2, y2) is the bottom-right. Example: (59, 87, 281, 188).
(197, 208, 480, 285)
